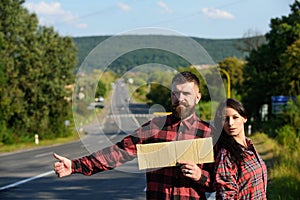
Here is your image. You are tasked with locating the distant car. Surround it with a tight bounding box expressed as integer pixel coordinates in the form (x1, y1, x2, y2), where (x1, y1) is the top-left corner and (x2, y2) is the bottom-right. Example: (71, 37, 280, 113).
(95, 96, 104, 102)
(98, 96, 104, 102)
(87, 102, 104, 110)
(95, 102, 104, 109)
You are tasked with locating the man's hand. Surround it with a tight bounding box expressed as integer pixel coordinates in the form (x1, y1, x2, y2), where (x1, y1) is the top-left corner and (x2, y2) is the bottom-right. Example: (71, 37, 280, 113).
(53, 153, 72, 178)
(177, 161, 202, 182)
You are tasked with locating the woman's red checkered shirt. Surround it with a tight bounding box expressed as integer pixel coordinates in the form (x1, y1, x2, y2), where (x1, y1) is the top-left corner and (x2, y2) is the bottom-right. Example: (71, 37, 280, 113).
(214, 138, 267, 200)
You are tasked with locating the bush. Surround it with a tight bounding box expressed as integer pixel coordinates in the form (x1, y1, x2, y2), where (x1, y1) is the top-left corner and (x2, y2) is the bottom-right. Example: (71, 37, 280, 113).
(1, 131, 14, 145)
(0, 122, 13, 144)
(197, 101, 219, 121)
(275, 125, 298, 150)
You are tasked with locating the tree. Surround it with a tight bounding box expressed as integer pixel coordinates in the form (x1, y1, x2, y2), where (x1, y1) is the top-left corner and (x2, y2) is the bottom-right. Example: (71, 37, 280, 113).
(0, 0, 32, 135)
(146, 84, 171, 111)
(285, 95, 300, 135)
(0, 0, 77, 143)
(242, 1, 300, 122)
(280, 39, 300, 95)
(218, 57, 245, 99)
(237, 29, 266, 55)
(33, 26, 76, 138)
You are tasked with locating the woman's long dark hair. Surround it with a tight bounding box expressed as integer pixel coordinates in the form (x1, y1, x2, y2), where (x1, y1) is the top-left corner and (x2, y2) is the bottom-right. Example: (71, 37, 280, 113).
(213, 98, 248, 164)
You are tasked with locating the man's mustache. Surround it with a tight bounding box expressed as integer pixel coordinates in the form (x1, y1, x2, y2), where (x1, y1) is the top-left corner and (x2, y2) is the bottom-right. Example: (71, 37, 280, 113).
(172, 102, 188, 107)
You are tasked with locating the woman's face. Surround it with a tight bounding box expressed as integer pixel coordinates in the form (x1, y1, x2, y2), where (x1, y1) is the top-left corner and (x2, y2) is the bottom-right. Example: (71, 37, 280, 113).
(222, 107, 247, 137)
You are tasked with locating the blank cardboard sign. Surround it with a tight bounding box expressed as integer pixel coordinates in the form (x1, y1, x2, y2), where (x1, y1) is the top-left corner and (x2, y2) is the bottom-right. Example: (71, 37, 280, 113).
(136, 137, 214, 170)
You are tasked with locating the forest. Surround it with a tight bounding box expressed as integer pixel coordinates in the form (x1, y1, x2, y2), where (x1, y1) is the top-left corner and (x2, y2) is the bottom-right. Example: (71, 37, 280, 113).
(72, 34, 254, 74)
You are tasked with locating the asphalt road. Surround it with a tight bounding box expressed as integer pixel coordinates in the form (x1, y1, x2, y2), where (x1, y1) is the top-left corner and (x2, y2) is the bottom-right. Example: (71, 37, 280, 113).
(0, 79, 152, 200)
(0, 140, 147, 200)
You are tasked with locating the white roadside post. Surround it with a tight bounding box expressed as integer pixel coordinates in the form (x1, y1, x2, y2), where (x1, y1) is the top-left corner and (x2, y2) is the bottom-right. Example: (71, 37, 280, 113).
(35, 134, 39, 144)
(248, 125, 252, 136)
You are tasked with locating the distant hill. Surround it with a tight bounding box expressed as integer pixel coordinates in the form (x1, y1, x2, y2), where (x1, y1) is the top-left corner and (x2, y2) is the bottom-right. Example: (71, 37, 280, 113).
(72, 35, 249, 73)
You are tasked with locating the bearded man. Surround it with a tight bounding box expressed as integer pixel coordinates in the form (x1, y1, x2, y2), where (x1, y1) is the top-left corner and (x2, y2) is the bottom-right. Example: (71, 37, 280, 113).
(54, 71, 213, 200)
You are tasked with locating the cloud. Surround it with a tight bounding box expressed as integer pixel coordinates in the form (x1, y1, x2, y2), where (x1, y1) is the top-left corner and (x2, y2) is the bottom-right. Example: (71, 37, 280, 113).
(117, 2, 131, 12)
(23, 1, 87, 29)
(201, 7, 235, 19)
(157, 1, 172, 13)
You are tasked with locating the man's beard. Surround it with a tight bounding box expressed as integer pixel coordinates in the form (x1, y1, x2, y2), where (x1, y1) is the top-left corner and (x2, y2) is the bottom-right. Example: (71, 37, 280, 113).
(172, 103, 194, 120)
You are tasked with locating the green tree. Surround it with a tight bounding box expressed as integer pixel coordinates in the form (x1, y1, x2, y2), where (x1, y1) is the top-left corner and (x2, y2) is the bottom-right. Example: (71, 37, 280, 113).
(0, 0, 77, 143)
(283, 95, 300, 135)
(218, 57, 245, 99)
(242, 1, 300, 122)
(280, 39, 300, 95)
(34, 26, 76, 139)
(0, 0, 32, 137)
(95, 70, 117, 98)
(95, 80, 107, 98)
(146, 84, 171, 111)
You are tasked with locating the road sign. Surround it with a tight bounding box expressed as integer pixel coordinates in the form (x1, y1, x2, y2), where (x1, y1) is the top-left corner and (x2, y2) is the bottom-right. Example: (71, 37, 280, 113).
(271, 96, 294, 114)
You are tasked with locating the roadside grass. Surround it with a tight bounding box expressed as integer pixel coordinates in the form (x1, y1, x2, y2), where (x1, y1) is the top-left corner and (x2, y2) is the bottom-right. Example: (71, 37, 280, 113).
(251, 132, 300, 200)
(250, 132, 278, 167)
(0, 131, 80, 154)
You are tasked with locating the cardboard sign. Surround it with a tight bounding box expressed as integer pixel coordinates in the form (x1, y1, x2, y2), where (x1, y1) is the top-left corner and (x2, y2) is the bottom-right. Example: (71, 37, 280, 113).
(136, 137, 214, 170)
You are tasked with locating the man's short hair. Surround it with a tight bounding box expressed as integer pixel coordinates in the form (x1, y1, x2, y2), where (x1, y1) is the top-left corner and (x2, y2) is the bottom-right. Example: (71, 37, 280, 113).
(172, 71, 200, 88)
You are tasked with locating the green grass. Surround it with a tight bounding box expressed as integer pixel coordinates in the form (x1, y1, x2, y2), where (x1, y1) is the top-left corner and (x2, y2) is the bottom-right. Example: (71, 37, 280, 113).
(0, 131, 80, 154)
(251, 132, 300, 200)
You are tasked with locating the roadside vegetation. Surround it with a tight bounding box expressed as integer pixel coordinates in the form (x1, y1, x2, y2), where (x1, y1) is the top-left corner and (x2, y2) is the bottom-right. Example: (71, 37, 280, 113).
(0, 1, 77, 145)
(251, 132, 299, 199)
(0, 132, 79, 153)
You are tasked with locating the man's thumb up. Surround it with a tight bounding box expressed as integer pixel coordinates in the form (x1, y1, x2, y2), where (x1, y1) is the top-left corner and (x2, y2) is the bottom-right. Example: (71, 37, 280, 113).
(53, 153, 65, 162)
(53, 153, 72, 178)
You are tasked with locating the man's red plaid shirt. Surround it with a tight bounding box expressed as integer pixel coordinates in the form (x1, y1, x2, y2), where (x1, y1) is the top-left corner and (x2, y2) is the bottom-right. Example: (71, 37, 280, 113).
(72, 113, 213, 199)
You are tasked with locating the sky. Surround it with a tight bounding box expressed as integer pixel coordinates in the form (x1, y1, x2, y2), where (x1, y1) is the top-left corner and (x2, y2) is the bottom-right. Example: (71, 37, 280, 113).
(23, 0, 295, 39)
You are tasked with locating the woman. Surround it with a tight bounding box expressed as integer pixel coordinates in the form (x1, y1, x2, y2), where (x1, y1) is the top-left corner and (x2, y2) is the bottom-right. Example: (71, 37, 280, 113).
(213, 98, 267, 200)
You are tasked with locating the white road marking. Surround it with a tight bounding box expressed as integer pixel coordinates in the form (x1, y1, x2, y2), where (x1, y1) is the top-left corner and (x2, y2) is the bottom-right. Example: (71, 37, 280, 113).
(34, 152, 53, 158)
(0, 170, 55, 191)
